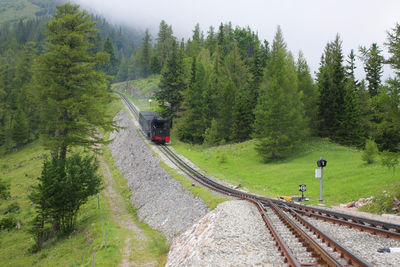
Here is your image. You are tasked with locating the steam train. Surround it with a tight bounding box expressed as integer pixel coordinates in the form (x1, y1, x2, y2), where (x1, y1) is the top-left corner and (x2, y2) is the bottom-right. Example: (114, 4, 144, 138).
(138, 111, 171, 144)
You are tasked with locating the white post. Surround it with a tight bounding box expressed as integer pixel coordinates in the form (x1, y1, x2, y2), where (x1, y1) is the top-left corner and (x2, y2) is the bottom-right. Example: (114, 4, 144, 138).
(319, 156, 323, 202)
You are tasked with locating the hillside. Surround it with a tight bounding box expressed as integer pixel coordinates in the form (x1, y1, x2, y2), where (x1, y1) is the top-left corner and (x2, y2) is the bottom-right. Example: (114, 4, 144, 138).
(0, 0, 63, 25)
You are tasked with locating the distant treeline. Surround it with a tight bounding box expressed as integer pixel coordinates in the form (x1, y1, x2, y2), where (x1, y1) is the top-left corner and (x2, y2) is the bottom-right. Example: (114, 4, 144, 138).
(128, 21, 399, 160)
(0, 6, 143, 153)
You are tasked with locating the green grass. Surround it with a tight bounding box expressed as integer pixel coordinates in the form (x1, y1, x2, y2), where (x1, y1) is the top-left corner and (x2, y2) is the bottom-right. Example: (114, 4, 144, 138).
(0, 141, 122, 266)
(0, 98, 169, 266)
(171, 137, 400, 207)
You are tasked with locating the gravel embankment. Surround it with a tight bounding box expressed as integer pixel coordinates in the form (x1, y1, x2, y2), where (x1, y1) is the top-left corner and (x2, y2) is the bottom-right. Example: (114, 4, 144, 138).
(166, 200, 285, 267)
(109, 110, 209, 241)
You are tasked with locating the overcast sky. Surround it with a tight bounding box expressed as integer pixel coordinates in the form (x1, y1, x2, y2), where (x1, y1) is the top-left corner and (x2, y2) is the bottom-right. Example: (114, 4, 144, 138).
(72, 0, 399, 79)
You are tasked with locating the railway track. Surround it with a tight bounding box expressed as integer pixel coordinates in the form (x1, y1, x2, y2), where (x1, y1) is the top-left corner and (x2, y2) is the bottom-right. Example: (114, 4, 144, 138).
(115, 91, 400, 266)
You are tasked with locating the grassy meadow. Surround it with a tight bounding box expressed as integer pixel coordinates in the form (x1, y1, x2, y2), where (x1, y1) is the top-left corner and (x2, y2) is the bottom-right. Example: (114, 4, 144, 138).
(171, 137, 400, 207)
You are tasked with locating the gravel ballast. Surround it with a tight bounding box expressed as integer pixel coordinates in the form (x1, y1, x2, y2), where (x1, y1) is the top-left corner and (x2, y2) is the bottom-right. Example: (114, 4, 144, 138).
(109, 110, 209, 240)
(166, 200, 285, 267)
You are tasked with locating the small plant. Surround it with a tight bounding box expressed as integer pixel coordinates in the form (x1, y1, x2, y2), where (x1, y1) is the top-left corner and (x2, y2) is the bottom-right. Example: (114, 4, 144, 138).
(216, 152, 227, 164)
(0, 178, 10, 200)
(0, 216, 17, 231)
(380, 150, 399, 173)
(361, 139, 379, 164)
(4, 202, 20, 215)
(203, 119, 220, 147)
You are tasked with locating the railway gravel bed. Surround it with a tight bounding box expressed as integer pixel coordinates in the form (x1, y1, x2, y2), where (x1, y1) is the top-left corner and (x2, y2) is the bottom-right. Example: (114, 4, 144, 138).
(303, 215, 400, 266)
(166, 200, 286, 267)
(109, 110, 209, 240)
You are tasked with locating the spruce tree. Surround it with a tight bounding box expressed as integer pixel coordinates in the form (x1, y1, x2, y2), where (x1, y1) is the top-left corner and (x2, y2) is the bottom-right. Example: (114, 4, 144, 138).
(37, 3, 118, 160)
(296, 51, 317, 134)
(102, 36, 118, 76)
(177, 52, 210, 143)
(317, 35, 346, 140)
(155, 20, 174, 69)
(12, 108, 29, 148)
(140, 29, 152, 77)
(155, 40, 185, 122)
(359, 43, 384, 96)
(253, 29, 307, 161)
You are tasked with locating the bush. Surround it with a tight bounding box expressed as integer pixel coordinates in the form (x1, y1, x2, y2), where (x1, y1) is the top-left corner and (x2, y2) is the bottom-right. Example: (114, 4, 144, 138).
(0, 216, 17, 231)
(203, 119, 220, 147)
(381, 150, 399, 173)
(361, 139, 379, 164)
(0, 179, 10, 200)
(29, 153, 102, 250)
(4, 202, 20, 214)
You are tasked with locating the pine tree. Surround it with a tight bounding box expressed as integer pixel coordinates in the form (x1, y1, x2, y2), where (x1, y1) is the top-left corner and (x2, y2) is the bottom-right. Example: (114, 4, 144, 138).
(317, 35, 346, 140)
(297, 51, 317, 134)
(155, 40, 185, 122)
(359, 43, 384, 96)
(12, 108, 29, 148)
(140, 29, 152, 77)
(254, 29, 307, 161)
(177, 53, 210, 143)
(155, 20, 174, 69)
(37, 3, 118, 160)
(116, 55, 128, 82)
(102, 36, 118, 76)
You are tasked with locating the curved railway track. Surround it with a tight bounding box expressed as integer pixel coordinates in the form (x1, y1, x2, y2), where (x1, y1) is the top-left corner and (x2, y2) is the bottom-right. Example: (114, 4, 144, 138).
(115, 91, 400, 266)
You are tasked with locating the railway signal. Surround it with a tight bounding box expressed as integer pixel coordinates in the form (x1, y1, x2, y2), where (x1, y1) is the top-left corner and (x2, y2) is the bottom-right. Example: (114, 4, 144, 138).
(299, 184, 306, 200)
(316, 156, 327, 202)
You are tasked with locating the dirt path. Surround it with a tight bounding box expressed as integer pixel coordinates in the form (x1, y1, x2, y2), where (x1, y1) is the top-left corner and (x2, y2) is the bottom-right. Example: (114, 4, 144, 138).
(99, 155, 156, 267)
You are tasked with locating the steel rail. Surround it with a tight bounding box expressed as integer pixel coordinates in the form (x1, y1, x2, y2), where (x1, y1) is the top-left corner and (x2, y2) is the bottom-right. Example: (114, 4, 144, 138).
(267, 200, 343, 267)
(286, 205, 400, 240)
(281, 203, 371, 267)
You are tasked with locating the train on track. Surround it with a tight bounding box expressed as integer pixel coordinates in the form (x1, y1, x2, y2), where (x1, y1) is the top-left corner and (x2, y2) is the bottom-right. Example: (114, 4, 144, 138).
(139, 111, 171, 144)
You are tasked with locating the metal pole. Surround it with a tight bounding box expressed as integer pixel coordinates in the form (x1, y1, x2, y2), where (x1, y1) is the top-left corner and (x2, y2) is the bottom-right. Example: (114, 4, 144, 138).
(319, 156, 323, 202)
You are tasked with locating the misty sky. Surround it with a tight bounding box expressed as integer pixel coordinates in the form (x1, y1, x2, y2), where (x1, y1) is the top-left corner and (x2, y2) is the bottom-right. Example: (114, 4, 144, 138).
(73, 0, 400, 79)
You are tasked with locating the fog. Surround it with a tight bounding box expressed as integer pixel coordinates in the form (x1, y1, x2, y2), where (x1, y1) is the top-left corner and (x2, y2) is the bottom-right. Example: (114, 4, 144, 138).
(72, 0, 400, 79)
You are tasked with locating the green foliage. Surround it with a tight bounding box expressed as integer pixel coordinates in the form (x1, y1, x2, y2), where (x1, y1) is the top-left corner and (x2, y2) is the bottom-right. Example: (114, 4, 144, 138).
(253, 28, 307, 161)
(0, 178, 10, 199)
(359, 43, 384, 97)
(155, 40, 185, 121)
(361, 139, 379, 164)
(203, 119, 220, 147)
(360, 185, 400, 214)
(37, 3, 118, 160)
(0, 216, 17, 231)
(101, 36, 118, 76)
(29, 153, 102, 250)
(12, 108, 29, 148)
(4, 202, 21, 214)
(380, 150, 399, 173)
(317, 35, 346, 139)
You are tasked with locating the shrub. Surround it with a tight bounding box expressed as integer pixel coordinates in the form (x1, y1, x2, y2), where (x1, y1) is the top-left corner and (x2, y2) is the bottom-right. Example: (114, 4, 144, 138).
(4, 202, 20, 214)
(203, 119, 220, 147)
(29, 153, 102, 250)
(361, 139, 379, 164)
(0, 216, 17, 231)
(0, 179, 10, 200)
(381, 150, 399, 173)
